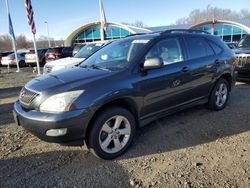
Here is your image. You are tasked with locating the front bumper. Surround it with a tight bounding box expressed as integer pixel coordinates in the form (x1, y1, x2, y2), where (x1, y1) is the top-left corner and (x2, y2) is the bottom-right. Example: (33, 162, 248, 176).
(236, 68, 250, 81)
(13, 100, 91, 145)
(1, 60, 16, 65)
(235, 54, 250, 81)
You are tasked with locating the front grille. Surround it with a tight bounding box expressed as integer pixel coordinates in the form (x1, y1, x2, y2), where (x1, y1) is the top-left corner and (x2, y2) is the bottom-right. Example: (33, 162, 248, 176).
(236, 55, 250, 69)
(19, 87, 39, 106)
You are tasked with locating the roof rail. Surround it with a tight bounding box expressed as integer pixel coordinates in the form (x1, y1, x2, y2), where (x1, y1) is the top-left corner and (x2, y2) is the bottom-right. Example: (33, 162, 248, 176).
(126, 33, 147, 37)
(161, 29, 210, 35)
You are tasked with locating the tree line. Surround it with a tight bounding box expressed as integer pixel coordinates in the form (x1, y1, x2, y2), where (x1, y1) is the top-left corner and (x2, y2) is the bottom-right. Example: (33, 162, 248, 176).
(176, 5, 250, 25)
(0, 35, 64, 52)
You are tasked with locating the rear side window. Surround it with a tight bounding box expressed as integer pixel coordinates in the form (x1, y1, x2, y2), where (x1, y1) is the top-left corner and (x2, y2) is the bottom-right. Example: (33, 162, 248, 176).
(208, 41, 223, 55)
(185, 37, 214, 59)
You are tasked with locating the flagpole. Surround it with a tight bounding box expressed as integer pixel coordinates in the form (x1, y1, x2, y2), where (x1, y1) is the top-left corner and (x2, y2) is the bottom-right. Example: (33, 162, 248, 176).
(25, 0, 40, 76)
(12, 39, 20, 72)
(32, 34, 40, 75)
(99, 0, 104, 41)
(5, 0, 19, 72)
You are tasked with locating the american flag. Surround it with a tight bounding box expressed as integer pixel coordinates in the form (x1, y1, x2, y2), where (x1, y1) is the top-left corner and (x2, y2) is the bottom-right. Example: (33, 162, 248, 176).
(25, 0, 36, 34)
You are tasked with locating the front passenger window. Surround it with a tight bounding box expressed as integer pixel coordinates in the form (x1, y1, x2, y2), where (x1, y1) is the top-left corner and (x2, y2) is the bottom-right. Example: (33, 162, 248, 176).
(145, 38, 184, 65)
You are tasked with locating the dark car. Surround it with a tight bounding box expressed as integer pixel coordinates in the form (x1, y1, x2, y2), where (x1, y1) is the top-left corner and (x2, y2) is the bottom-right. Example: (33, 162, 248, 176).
(25, 48, 48, 66)
(233, 34, 250, 81)
(45, 47, 73, 62)
(226, 42, 237, 49)
(13, 30, 237, 159)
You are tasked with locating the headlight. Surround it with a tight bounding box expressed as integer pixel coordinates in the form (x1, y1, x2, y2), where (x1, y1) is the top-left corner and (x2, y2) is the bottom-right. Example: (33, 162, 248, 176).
(52, 66, 65, 72)
(40, 90, 84, 113)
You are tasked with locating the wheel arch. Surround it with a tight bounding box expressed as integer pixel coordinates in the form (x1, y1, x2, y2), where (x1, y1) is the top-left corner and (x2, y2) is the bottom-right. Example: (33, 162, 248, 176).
(217, 73, 233, 91)
(85, 97, 140, 138)
(210, 73, 233, 96)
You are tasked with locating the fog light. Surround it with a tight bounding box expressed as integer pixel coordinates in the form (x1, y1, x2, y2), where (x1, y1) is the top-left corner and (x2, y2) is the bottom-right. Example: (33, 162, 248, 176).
(46, 128, 67, 137)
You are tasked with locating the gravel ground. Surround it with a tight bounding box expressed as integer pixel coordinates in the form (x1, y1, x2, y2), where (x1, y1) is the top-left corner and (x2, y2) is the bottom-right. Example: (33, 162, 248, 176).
(0, 67, 250, 188)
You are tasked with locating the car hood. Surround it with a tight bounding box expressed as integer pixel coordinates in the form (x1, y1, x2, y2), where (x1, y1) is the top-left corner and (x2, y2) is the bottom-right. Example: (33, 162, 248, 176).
(233, 48, 250, 55)
(25, 67, 113, 92)
(45, 57, 85, 67)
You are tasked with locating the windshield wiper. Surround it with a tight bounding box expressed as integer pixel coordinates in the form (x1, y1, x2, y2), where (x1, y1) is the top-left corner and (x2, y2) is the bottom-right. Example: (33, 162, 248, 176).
(80, 64, 110, 71)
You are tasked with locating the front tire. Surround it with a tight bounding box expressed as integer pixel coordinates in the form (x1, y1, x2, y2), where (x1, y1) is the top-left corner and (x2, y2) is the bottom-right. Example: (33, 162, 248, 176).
(86, 107, 136, 159)
(208, 78, 230, 111)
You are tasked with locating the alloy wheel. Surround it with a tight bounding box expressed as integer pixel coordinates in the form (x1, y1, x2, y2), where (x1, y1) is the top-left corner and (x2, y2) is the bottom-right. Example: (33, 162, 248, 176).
(215, 83, 228, 107)
(99, 115, 131, 154)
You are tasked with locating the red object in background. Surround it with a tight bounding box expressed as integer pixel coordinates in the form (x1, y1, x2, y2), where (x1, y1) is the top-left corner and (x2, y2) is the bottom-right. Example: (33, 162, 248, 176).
(45, 50, 61, 61)
(8, 57, 15, 61)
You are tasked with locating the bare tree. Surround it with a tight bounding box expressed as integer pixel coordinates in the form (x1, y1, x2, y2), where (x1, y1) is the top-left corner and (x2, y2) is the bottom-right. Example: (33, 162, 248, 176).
(122, 20, 147, 28)
(16, 35, 31, 49)
(176, 6, 250, 25)
(0, 35, 12, 52)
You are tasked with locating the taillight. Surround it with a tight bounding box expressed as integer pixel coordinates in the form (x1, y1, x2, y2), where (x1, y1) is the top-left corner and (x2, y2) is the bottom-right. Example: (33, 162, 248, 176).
(8, 57, 15, 61)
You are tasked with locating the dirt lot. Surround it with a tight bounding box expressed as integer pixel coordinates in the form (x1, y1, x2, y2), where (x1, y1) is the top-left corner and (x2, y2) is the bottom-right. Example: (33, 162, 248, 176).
(0, 67, 249, 188)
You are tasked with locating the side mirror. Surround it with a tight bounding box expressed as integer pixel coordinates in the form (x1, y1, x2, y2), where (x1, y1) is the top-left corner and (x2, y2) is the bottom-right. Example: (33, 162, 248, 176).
(143, 58, 164, 70)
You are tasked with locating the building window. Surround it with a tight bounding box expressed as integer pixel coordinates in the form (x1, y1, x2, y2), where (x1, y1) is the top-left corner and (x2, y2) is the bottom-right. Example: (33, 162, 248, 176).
(73, 25, 131, 45)
(193, 22, 248, 43)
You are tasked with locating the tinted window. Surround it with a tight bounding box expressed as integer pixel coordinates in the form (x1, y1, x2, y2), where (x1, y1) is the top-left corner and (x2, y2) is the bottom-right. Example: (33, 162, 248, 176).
(62, 47, 73, 54)
(145, 38, 183, 65)
(185, 37, 214, 59)
(238, 35, 250, 48)
(47, 48, 63, 53)
(208, 41, 223, 55)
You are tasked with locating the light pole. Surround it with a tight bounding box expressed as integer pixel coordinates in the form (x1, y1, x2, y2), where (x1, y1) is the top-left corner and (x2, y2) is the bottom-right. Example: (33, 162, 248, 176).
(44, 21, 51, 48)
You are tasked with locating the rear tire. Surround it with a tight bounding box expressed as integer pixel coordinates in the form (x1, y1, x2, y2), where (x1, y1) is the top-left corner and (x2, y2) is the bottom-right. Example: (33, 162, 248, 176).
(208, 79, 230, 111)
(86, 107, 136, 159)
(19, 60, 26, 67)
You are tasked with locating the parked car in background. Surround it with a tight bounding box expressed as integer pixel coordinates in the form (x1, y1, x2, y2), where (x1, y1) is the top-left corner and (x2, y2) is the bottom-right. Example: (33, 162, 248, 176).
(0, 51, 13, 66)
(45, 47, 73, 63)
(226, 42, 237, 49)
(233, 34, 250, 81)
(43, 42, 110, 74)
(13, 30, 237, 159)
(1, 52, 26, 67)
(25, 49, 48, 67)
(72, 44, 85, 56)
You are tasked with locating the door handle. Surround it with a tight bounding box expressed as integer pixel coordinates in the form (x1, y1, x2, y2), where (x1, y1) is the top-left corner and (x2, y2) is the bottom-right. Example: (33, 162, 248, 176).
(182, 67, 189, 72)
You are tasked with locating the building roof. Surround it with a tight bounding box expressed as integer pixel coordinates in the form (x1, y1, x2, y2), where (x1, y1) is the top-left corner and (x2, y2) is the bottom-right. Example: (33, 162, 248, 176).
(147, 19, 250, 32)
(64, 21, 151, 46)
(147, 24, 191, 32)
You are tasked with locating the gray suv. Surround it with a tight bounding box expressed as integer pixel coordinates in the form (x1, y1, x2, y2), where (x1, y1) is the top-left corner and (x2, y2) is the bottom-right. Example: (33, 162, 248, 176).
(13, 30, 237, 159)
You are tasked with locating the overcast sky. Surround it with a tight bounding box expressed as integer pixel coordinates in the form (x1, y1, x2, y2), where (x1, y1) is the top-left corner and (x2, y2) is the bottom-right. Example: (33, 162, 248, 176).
(0, 0, 249, 40)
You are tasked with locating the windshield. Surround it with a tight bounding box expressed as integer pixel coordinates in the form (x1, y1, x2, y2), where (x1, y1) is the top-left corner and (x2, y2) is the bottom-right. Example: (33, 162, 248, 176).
(74, 43, 103, 58)
(238, 36, 250, 48)
(80, 38, 150, 71)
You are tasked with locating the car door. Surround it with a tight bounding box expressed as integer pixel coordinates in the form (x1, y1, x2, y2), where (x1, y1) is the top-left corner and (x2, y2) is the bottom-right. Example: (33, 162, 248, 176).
(138, 36, 194, 118)
(183, 36, 218, 99)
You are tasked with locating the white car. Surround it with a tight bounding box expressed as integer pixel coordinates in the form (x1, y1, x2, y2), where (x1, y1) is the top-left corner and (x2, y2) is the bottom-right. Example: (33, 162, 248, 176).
(43, 42, 110, 74)
(1, 52, 26, 67)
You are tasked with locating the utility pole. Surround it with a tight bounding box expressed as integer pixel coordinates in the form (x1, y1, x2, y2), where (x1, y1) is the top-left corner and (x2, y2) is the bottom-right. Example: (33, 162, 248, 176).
(45, 21, 51, 48)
